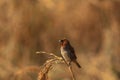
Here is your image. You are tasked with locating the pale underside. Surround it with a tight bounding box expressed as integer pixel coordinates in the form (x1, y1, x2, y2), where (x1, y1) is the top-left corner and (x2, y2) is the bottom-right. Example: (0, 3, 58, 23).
(60, 47, 71, 65)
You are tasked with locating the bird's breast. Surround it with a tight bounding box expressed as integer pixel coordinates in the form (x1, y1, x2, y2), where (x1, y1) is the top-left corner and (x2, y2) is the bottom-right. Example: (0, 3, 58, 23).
(60, 47, 71, 62)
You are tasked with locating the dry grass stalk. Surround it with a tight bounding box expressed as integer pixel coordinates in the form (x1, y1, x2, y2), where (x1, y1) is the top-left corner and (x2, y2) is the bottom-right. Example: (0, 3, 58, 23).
(68, 65, 76, 80)
(38, 63, 52, 80)
(36, 51, 76, 80)
(36, 51, 63, 80)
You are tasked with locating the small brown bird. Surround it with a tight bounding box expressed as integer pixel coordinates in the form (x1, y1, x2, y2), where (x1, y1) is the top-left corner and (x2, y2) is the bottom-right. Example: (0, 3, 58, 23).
(59, 39, 81, 68)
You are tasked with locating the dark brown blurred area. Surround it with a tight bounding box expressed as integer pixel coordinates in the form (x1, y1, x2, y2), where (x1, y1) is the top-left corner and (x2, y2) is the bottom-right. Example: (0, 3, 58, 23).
(0, 0, 120, 80)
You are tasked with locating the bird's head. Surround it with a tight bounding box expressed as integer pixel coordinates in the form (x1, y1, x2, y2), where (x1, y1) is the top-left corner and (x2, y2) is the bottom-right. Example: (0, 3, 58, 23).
(59, 39, 70, 46)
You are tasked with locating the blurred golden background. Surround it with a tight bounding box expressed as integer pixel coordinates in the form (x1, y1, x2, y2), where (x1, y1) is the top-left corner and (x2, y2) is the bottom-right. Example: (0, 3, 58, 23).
(0, 0, 120, 80)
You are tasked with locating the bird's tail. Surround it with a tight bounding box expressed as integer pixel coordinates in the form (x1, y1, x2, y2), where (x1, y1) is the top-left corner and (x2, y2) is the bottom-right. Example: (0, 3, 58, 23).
(73, 60, 81, 68)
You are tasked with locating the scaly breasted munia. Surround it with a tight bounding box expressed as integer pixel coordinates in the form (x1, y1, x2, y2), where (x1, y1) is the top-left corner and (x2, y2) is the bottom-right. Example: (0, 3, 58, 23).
(59, 39, 81, 68)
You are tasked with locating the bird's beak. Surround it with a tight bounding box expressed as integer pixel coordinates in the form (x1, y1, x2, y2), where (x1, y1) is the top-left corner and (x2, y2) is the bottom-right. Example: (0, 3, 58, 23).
(59, 40, 63, 42)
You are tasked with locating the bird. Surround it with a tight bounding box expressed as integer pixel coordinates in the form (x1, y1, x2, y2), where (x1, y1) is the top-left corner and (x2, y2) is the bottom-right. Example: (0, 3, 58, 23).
(59, 39, 81, 68)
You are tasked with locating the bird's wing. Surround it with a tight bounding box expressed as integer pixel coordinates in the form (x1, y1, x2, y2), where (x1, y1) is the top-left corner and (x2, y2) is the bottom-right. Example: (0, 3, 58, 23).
(69, 46, 77, 60)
